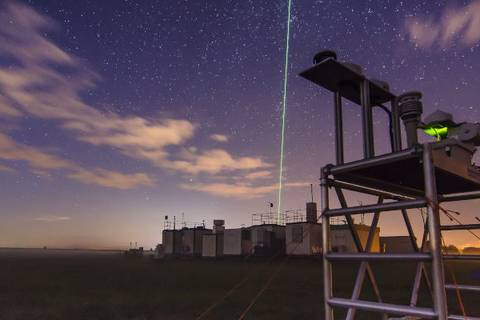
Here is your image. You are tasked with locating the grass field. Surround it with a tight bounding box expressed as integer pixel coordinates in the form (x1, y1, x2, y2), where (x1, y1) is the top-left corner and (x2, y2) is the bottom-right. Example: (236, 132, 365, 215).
(0, 252, 479, 319)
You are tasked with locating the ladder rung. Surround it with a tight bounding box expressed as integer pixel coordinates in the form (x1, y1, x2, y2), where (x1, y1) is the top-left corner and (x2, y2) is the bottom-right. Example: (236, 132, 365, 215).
(325, 253, 431, 261)
(323, 199, 427, 217)
(445, 284, 480, 292)
(327, 297, 436, 318)
(443, 254, 480, 260)
(448, 315, 480, 320)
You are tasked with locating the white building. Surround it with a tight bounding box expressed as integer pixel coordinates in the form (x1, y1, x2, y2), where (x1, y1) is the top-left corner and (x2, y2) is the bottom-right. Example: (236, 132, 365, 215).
(223, 228, 252, 255)
(162, 227, 212, 256)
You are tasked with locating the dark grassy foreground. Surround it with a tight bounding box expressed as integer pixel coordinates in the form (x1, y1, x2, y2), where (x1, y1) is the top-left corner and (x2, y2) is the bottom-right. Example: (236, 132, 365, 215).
(0, 253, 479, 320)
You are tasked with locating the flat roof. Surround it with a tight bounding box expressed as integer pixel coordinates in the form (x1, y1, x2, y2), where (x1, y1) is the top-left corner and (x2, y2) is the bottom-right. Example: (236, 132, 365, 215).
(286, 222, 321, 226)
(250, 224, 285, 228)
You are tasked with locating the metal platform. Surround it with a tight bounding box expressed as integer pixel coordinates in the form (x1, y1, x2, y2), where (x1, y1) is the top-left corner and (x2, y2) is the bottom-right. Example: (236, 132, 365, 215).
(320, 144, 480, 320)
(329, 146, 480, 196)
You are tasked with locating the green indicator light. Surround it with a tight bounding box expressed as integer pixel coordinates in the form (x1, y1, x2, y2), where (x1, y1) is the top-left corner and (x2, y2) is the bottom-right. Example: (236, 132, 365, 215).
(277, 0, 293, 225)
(423, 126, 448, 141)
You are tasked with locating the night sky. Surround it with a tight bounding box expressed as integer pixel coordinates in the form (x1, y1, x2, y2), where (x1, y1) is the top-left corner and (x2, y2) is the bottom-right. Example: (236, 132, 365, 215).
(1, 0, 480, 249)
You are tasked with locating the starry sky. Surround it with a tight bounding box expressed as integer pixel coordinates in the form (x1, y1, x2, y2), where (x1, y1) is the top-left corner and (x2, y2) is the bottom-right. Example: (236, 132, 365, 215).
(1, 0, 480, 249)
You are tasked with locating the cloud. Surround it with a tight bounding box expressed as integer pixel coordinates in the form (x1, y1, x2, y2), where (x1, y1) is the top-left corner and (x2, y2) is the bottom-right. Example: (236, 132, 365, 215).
(0, 163, 14, 172)
(210, 134, 229, 142)
(0, 132, 153, 189)
(244, 170, 272, 180)
(0, 2, 195, 159)
(67, 168, 154, 189)
(34, 216, 72, 222)
(0, 96, 22, 118)
(405, 0, 480, 48)
(181, 181, 308, 199)
(0, 133, 75, 170)
(0, 2, 269, 178)
(163, 149, 271, 174)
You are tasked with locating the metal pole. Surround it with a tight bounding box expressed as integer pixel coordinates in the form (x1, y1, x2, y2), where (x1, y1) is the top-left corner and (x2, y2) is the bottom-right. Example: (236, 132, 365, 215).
(440, 224, 480, 231)
(391, 97, 402, 151)
(328, 147, 419, 175)
(328, 298, 436, 318)
(321, 169, 333, 320)
(347, 200, 387, 320)
(423, 144, 448, 320)
(440, 192, 480, 202)
(360, 79, 374, 158)
(326, 253, 431, 261)
(410, 217, 432, 307)
(324, 198, 427, 217)
(445, 284, 480, 292)
(328, 179, 414, 201)
(401, 209, 419, 252)
(443, 254, 480, 260)
(334, 187, 363, 251)
(334, 91, 344, 165)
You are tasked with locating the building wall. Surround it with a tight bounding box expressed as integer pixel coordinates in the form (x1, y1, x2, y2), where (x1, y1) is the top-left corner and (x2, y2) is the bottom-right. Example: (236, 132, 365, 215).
(224, 229, 240, 255)
(224, 228, 251, 255)
(202, 234, 217, 257)
(355, 224, 381, 253)
(194, 229, 211, 255)
(216, 233, 224, 256)
(250, 225, 285, 255)
(163, 230, 173, 254)
(162, 230, 182, 254)
(202, 233, 224, 257)
(286, 223, 322, 255)
(182, 229, 195, 255)
(380, 236, 414, 253)
(331, 224, 380, 253)
(163, 228, 211, 256)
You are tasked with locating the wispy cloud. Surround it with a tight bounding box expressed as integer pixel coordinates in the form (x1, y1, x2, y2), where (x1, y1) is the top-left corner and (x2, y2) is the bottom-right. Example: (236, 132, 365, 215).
(244, 170, 272, 180)
(210, 134, 229, 142)
(0, 133, 74, 170)
(163, 149, 271, 175)
(34, 216, 72, 222)
(0, 132, 153, 189)
(68, 168, 153, 189)
(0, 2, 270, 182)
(0, 163, 14, 172)
(181, 181, 308, 199)
(405, 0, 480, 49)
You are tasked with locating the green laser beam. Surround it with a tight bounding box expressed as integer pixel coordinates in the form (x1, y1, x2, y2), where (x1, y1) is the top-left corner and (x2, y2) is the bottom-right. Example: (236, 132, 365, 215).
(277, 0, 293, 225)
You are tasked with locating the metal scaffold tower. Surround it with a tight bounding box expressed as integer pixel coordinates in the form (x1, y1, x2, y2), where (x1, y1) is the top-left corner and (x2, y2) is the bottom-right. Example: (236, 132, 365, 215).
(300, 50, 480, 320)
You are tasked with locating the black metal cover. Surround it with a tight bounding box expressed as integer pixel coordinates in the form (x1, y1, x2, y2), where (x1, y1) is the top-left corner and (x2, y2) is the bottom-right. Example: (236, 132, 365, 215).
(299, 58, 395, 105)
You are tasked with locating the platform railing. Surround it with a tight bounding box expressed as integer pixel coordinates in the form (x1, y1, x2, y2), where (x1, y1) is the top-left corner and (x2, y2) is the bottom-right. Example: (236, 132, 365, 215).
(320, 145, 472, 320)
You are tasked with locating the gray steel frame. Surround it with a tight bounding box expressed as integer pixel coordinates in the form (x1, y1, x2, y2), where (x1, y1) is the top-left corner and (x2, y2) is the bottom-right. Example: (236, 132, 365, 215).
(302, 53, 480, 320)
(321, 144, 480, 320)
